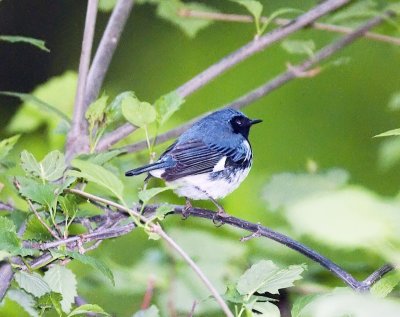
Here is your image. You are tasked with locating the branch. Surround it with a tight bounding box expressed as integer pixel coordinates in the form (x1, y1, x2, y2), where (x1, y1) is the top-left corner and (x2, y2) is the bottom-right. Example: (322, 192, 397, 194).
(95, 0, 349, 152)
(0, 201, 15, 212)
(178, 10, 400, 46)
(84, 0, 135, 110)
(175, 0, 350, 98)
(66, 0, 99, 160)
(120, 12, 389, 154)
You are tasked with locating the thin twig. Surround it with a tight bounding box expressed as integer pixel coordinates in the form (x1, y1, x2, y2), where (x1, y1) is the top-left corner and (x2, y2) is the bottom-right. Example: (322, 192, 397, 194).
(178, 9, 400, 46)
(175, 0, 349, 98)
(66, 0, 99, 160)
(0, 201, 15, 212)
(84, 0, 135, 111)
(120, 12, 390, 154)
(141, 276, 156, 309)
(65, 189, 233, 316)
(95, 0, 349, 152)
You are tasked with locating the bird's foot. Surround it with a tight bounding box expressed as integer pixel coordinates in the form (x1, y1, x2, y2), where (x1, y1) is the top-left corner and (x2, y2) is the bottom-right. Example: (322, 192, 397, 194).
(182, 198, 193, 220)
(212, 207, 229, 227)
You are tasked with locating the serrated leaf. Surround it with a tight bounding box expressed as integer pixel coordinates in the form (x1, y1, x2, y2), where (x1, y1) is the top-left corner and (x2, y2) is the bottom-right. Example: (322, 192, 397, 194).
(69, 159, 125, 202)
(156, 0, 218, 38)
(63, 251, 115, 285)
(44, 265, 77, 313)
(155, 204, 174, 220)
(237, 260, 304, 296)
(21, 150, 66, 182)
(16, 176, 56, 207)
(7, 289, 38, 317)
(68, 304, 110, 317)
(138, 187, 171, 205)
(76, 149, 123, 166)
(0, 135, 20, 162)
(37, 292, 63, 315)
(121, 95, 156, 128)
(0, 216, 16, 232)
(281, 39, 315, 57)
(371, 272, 400, 298)
(133, 305, 160, 317)
(0, 216, 34, 256)
(0, 35, 50, 52)
(15, 271, 51, 298)
(154, 91, 184, 126)
(251, 301, 280, 317)
(374, 128, 400, 138)
(23, 216, 53, 241)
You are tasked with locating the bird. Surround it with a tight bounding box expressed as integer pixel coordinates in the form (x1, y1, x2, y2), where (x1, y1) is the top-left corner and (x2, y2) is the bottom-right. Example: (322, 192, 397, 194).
(125, 108, 262, 218)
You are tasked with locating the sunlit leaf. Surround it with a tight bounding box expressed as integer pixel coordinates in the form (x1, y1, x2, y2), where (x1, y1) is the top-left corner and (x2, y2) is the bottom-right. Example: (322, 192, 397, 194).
(371, 272, 400, 298)
(7, 289, 38, 317)
(14, 271, 51, 298)
(68, 304, 110, 317)
(291, 294, 319, 317)
(37, 292, 63, 316)
(133, 305, 160, 317)
(0, 135, 20, 162)
(86, 94, 109, 129)
(138, 187, 171, 205)
(16, 176, 56, 207)
(44, 265, 77, 313)
(237, 260, 304, 296)
(69, 159, 124, 202)
(20, 150, 66, 182)
(374, 128, 400, 138)
(155, 204, 174, 220)
(327, 0, 378, 25)
(251, 301, 280, 317)
(98, 0, 117, 12)
(281, 39, 315, 57)
(0, 35, 50, 52)
(154, 90, 185, 126)
(121, 95, 156, 128)
(76, 149, 123, 166)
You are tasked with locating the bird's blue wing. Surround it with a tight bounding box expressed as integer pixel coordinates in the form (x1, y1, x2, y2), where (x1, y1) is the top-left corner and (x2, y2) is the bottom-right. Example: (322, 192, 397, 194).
(160, 139, 249, 181)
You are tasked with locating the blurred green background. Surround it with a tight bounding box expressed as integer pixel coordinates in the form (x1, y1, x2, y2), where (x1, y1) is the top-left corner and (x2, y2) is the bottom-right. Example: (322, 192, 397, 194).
(1, 0, 400, 316)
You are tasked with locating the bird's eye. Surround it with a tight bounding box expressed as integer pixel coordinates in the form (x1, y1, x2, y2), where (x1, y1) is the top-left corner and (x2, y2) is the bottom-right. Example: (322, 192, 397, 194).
(235, 119, 243, 126)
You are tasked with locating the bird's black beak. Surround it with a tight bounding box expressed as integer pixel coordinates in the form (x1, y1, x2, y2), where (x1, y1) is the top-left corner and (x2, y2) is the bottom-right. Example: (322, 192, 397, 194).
(250, 119, 263, 125)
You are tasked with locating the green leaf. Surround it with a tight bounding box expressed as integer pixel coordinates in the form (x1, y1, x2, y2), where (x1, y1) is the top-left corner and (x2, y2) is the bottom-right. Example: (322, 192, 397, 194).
(23, 215, 53, 241)
(284, 187, 400, 249)
(21, 150, 67, 182)
(327, 0, 378, 25)
(251, 301, 280, 317)
(155, 204, 174, 220)
(1, 92, 71, 125)
(76, 149, 123, 166)
(0, 135, 20, 162)
(0, 35, 50, 52)
(16, 176, 56, 207)
(62, 250, 115, 285)
(98, 0, 117, 12)
(14, 271, 51, 298)
(156, 0, 218, 38)
(121, 95, 156, 128)
(68, 304, 110, 317)
(58, 195, 78, 218)
(371, 272, 400, 298)
(37, 292, 63, 316)
(105, 91, 135, 128)
(154, 91, 185, 126)
(281, 39, 315, 57)
(86, 94, 109, 128)
(374, 128, 400, 138)
(44, 265, 77, 314)
(378, 137, 400, 170)
(7, 289, 38, 317)
(291, 294, 319, 317)
(69, 159, 125, 202)
(388, 91, 400, 111)
(6, 71, 76, 134)
(263, 169, 349, 210)
(0, 216, 34, 256)
(133, 305, 160, 317)
(237, 260, 304, 296)
(138, 187, 171, 205)
(230, 0, 263, 23)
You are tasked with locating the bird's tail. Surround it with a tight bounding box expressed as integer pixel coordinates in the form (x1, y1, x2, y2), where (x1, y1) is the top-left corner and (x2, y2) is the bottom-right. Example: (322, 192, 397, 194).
(125, 160, 171, 176)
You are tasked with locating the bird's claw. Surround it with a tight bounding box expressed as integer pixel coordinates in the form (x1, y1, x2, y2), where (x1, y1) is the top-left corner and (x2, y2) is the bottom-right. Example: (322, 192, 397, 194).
(182, 198, 193, 220)
(212, 207, 229, 227)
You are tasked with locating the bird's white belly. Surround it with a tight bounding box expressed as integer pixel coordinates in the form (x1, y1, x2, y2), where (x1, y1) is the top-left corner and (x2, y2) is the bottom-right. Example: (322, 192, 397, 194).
(166, 167, 251, 200)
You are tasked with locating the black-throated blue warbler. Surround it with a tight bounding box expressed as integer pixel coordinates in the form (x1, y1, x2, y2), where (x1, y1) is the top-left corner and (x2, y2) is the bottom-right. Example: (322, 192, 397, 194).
(125, 108, 262, 217)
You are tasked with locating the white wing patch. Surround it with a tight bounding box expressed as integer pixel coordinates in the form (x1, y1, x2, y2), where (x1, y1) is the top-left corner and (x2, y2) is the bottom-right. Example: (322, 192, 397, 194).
(212, 156, 227, 172)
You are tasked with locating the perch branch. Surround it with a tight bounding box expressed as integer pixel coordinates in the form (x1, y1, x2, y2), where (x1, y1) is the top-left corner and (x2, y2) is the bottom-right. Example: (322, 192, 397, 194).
(178, 9, 400, 46)
(66, 0, 99, 160)
(120, 12, 388, 154)
(95, 0, 349, 152)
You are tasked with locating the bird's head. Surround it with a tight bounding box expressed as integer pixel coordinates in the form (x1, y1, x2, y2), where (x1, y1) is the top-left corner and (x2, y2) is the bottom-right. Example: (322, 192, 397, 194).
(207, 108, 262, 139)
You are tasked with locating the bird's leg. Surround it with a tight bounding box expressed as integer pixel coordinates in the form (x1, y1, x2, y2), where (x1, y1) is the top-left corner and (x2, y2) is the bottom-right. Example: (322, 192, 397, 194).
(208, 196, 229, 218)
(182, 197, 193, 219)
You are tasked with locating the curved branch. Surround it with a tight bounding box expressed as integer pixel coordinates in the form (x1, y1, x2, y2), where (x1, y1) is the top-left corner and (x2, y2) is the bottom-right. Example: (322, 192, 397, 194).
(119, 12, 389, 154)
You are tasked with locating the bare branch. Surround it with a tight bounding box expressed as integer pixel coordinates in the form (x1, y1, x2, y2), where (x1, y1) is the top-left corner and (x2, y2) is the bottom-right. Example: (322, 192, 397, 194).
(66, 0, 99, 160)
(84, 0, 135, 109)
(0, 201, 15, 212)
(120, 12, 390, 154)
(178, 10, 400, 46)
(175, 0, 350, 98)
(96, 123, 138, 151)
